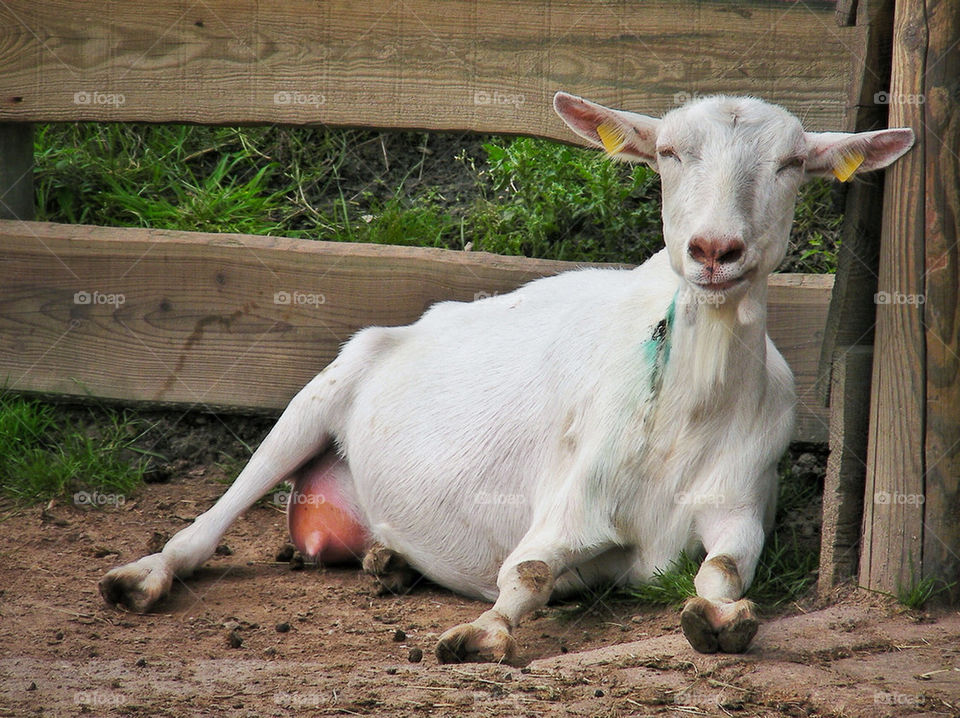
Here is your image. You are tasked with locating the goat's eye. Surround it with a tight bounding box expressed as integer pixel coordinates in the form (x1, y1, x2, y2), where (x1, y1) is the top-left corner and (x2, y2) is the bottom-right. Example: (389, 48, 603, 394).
(658, 148, 679, 162)
(777, 156, 805, 173)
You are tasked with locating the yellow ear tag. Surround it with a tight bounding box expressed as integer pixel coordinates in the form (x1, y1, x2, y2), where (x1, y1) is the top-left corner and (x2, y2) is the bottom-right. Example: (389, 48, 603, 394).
(832, 149, 864, 182)
(596, 120, 627, 156)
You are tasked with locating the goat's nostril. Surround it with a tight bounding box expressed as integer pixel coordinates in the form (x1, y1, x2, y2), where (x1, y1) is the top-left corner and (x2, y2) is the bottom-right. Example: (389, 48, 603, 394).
(688, 239, 708, 263)
(688, 236, 744, 266)
(718, 243, 744, 265)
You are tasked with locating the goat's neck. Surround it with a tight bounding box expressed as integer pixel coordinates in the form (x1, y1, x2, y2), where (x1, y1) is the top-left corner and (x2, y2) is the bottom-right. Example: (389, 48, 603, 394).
(660, 282, 769, 415)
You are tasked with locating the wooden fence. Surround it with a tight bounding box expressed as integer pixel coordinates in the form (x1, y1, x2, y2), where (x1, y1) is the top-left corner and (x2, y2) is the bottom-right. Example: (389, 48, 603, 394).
(0, 0, 956, 600)
(0, 221, 833, 441)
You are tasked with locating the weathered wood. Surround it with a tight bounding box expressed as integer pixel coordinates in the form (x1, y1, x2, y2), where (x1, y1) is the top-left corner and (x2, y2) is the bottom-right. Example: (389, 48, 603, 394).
(860, 0, 928, 596)
(920, 0, 960, 603)
(0, 0, 852, 135)
(819, 346, 873, 598)
(0, 123, 34, 221)
(816, 0, 893, 598)
(817, 0, 894, 403)
(835, 0, 859, 26)
(0, 220, 832, 442)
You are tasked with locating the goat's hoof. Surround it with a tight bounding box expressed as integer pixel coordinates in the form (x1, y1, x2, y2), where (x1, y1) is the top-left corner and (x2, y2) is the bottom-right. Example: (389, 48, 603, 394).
(717, 600, 758, 653)
(362, 543, 418, 596)
(99, 554, 173, 613)
(681, 597, 719, 653)
(681, 597, 758, 654)
(436, 610, 518, 665)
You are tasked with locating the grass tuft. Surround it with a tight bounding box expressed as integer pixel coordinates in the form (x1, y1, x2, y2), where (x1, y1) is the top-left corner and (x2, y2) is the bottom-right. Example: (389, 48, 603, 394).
(0, 392, 150, 508)
(896, 574, 956, 610)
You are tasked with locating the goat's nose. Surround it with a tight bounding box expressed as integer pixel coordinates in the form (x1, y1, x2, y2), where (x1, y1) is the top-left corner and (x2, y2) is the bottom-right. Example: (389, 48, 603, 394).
(688, 235, 745, 270)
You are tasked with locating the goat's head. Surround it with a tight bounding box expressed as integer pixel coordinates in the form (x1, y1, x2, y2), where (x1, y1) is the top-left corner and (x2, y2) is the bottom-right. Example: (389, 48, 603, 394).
(554, 92, 914, 300)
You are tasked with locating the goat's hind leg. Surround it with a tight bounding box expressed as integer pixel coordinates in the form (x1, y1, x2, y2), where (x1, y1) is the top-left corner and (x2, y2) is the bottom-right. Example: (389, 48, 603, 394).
(100, 370, 343, 612)
(362, 543, 419, 596)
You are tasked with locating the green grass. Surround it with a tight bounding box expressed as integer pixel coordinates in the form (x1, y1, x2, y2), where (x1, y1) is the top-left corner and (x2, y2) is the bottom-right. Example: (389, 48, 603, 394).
(625, 459, 820, 609)
(34, 123, 840, 270)
(466, 137, 662, 262)
(0, 392, 150, 508)
(896, 575, 956, 610)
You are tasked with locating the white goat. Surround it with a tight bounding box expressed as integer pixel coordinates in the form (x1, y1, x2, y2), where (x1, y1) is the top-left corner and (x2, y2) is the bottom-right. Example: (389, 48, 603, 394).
(101, 92, 913, 662)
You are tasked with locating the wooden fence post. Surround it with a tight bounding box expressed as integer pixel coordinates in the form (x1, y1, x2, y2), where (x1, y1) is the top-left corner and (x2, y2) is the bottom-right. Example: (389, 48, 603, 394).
(817, 0, 894, 596)
(860, 0, 959, 602)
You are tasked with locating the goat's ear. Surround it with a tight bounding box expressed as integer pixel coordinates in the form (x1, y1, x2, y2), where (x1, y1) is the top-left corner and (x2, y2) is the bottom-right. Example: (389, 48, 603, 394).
(803, 128, 915, 181)
(553, 91, 659, 165)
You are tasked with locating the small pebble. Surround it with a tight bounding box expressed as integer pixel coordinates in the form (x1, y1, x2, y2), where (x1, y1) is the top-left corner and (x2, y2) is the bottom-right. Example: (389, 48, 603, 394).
(276, 622, 290, 633)
(392, 628, 406, 642)
(385, 667, 398, 675)
(54, 631, 64, 641)
(215, 543, 232, 555)
(227, 630, 243, 648)
(408, 647, 423, 663)
(289, 553, 305, 571)
(275, 544, 295, 562)
(26, 682, 36, 691)
(135, 657, 147, 668)
(594, 689, 605, 697)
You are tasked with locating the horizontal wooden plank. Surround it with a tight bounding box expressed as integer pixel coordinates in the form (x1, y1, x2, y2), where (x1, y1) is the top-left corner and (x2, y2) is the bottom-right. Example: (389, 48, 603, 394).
(0, 220, 831, 441)
(0, 0, 854, 134)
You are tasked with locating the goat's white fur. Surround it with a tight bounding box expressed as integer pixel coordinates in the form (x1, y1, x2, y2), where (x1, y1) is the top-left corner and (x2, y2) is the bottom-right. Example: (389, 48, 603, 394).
(101, 92, 914, 659)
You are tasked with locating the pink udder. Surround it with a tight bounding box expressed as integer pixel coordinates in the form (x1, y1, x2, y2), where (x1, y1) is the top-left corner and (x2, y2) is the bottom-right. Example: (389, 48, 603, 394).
(287, 452, 368, 565)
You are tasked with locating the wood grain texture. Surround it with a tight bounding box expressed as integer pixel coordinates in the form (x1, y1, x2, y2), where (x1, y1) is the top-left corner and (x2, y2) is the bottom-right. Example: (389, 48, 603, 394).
(0, 220, 831, 442)
(860, 0, 927, 595)
(0, 0, 851, 134)
(817, 0, 893, 403)
(819, 346, 873, 598)
(920, 0, 960, 602)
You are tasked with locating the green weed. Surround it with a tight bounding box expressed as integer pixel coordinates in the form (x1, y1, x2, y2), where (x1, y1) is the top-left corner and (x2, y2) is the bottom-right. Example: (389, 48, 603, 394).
(896, 574, 956, 610)
(0, 392, 149, 507)
(34, 124, 840, 271)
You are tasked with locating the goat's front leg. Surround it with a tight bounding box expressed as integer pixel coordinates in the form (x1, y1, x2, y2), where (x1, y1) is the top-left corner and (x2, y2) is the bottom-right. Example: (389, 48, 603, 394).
(681, 508, 767, 654)
(435, 525, 598, 665)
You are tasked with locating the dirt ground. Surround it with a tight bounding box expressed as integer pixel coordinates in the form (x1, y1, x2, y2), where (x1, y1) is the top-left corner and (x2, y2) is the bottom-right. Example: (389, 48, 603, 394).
(1, 464, 958, 718)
